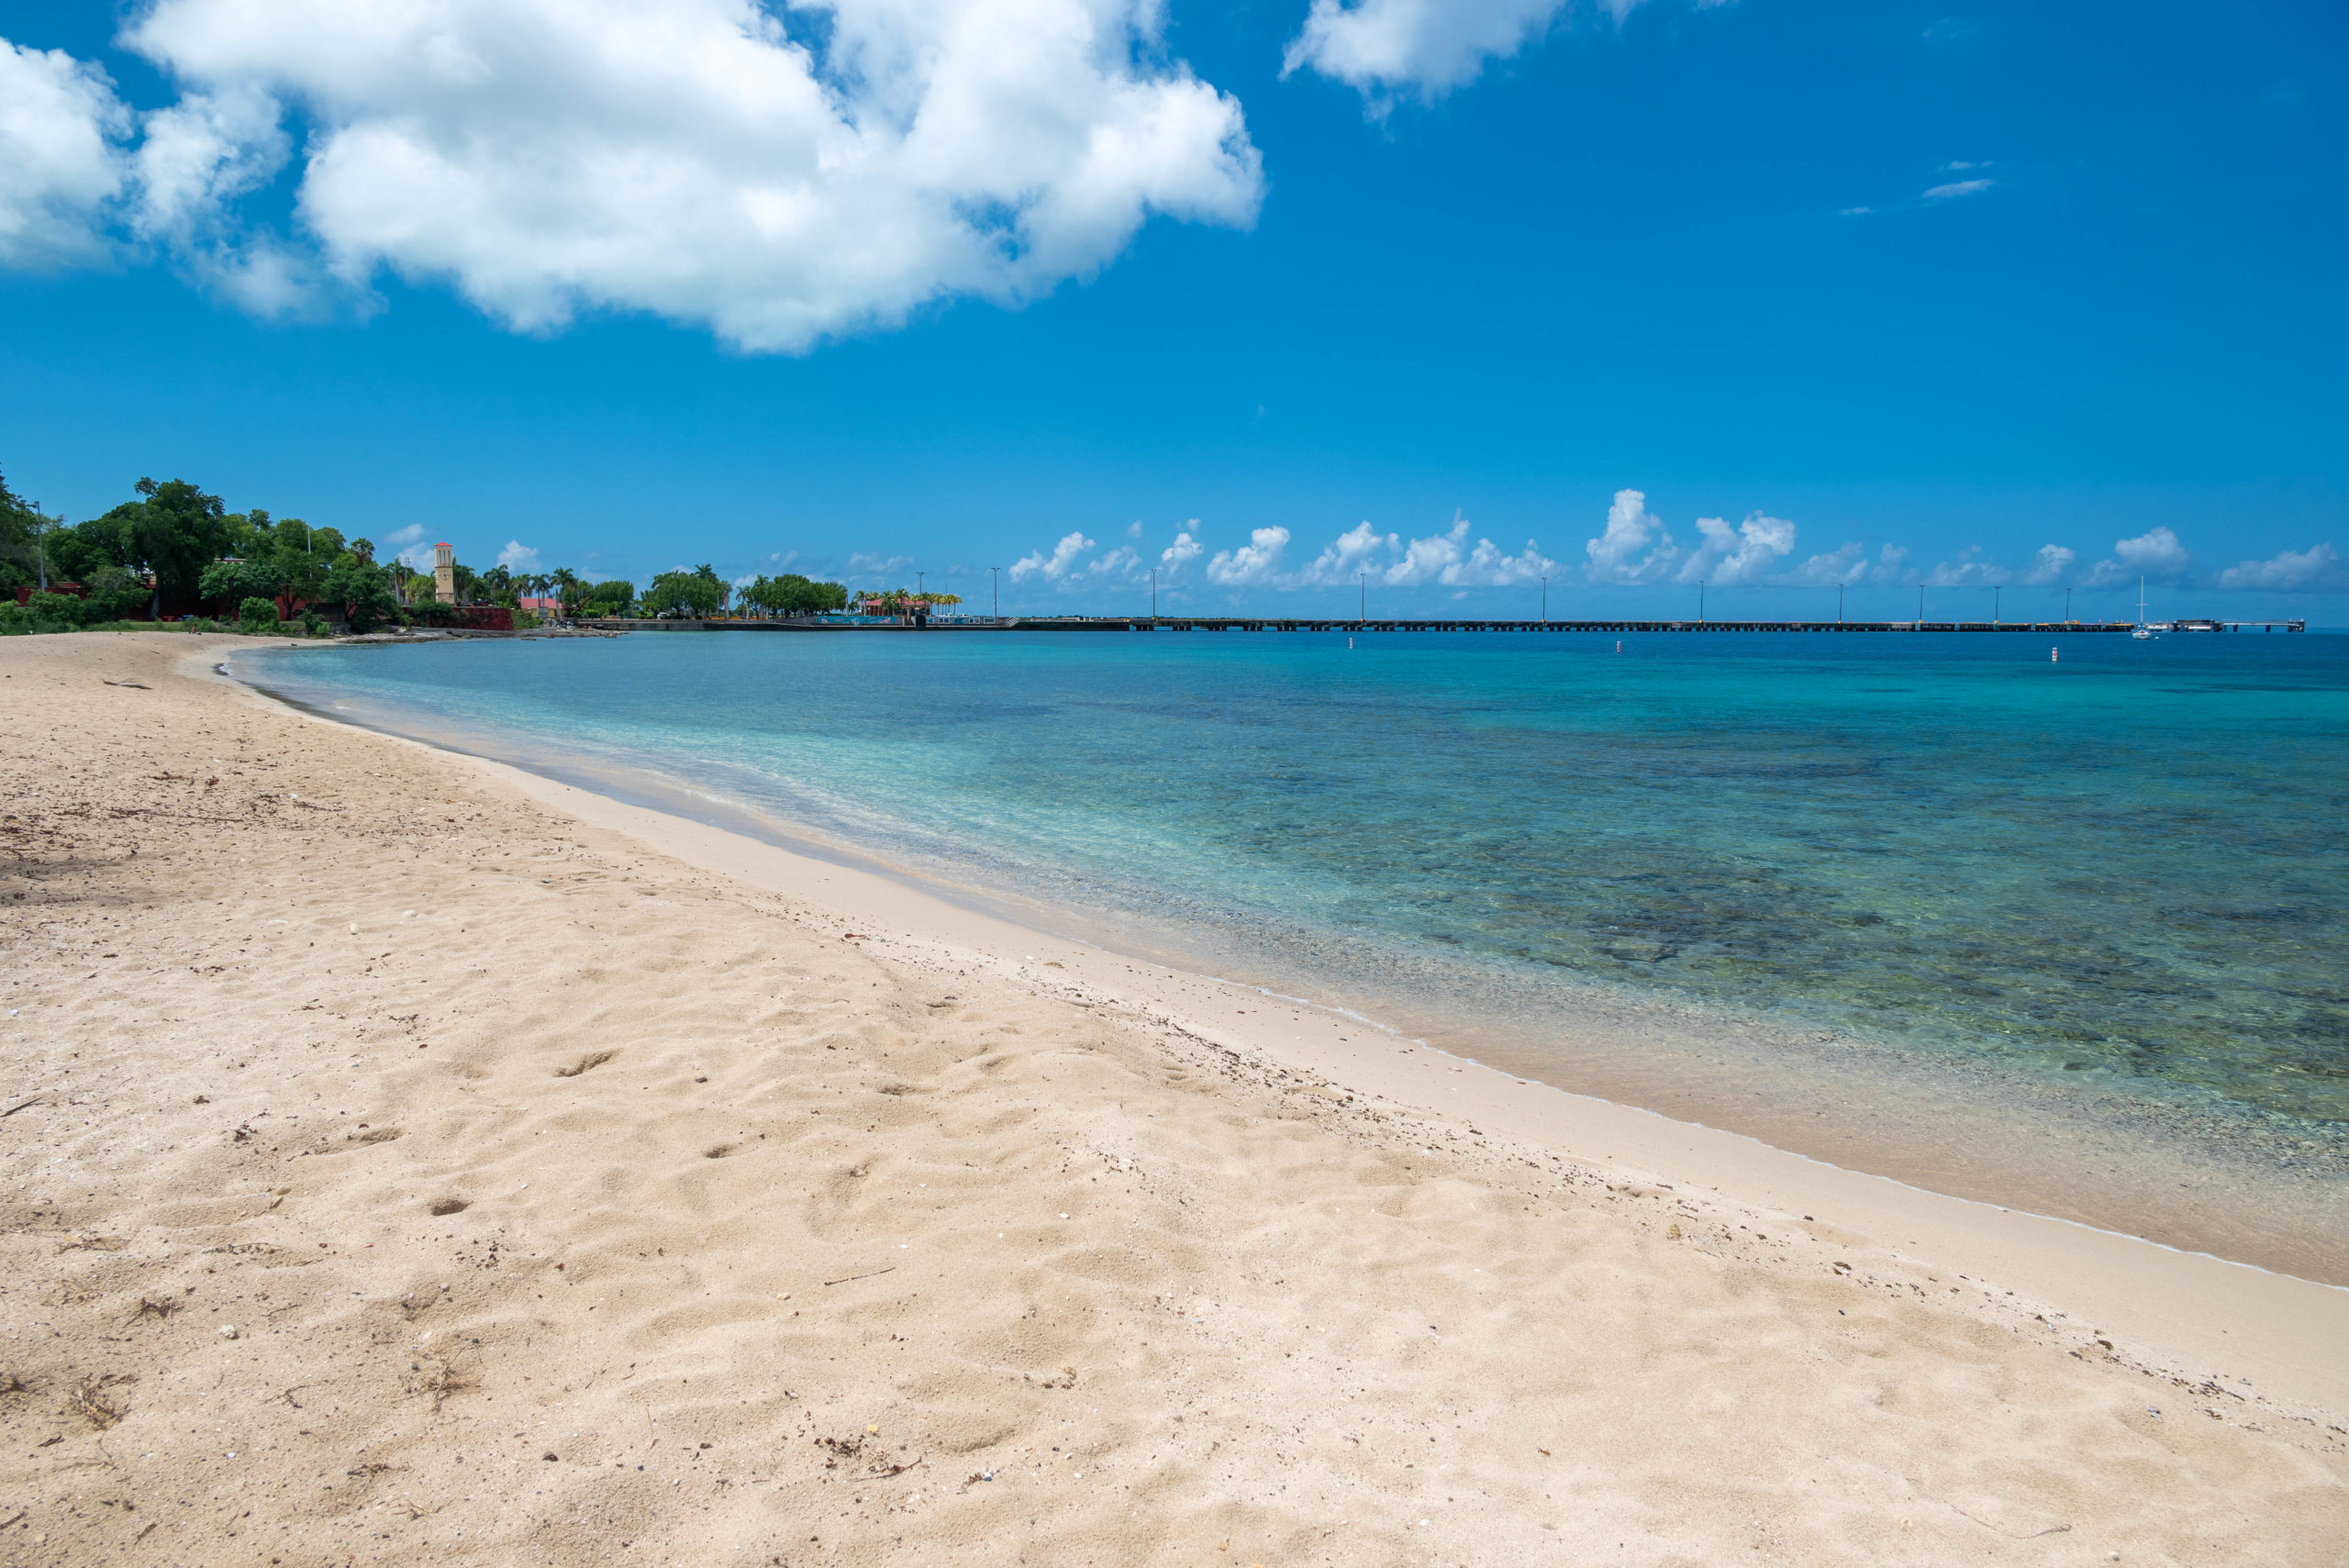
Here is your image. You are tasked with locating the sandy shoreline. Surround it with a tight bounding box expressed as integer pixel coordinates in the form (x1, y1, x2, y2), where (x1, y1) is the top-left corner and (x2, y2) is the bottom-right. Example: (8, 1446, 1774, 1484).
(236, 643, 2349, 1288)
(4, 630, 2345, 1565)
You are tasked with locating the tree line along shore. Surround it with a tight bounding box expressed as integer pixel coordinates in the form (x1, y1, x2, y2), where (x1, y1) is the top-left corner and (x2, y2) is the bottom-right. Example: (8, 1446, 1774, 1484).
(0, 466, 870, 637)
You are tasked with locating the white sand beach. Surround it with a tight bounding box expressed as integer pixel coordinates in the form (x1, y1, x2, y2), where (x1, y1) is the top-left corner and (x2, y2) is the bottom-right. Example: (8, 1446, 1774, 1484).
(3, 630, 2344, 1566)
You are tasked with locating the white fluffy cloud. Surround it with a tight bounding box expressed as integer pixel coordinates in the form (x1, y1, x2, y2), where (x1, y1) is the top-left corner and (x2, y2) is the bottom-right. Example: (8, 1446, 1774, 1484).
(2084, 527, 2192, 587)
(1285, 0, 1718, 100)
(2215, 542, 2342, 592)
(1171, 514, 1557, 592)
(1921, 178, 1994, 201)
(127, 83, 316, 314)
(1583, 489, 1676, 584)
(1206, 526, 1292, 585)
(1299, 521, 1394, 584)
(1923, 545, 2006, 588)
(496, 539, 541, 573)
(1379, 514, 1553, 587)
(1582, 490, 1798, 586)
(1679, 510, 1795, 585)
(0, 41, 129, 267)
(1011, 530, 1096, 581)
(1160, 528, 1204, 573)
(1285, 0, 1570, 97)
(2, 0, 1263, 350)
(1783, 541, 1908, 588)
(2021, 544, 2076, 585)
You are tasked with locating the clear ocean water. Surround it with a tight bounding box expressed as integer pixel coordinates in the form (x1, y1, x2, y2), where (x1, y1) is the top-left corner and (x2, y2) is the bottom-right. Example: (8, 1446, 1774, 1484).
(241, 629, 2349, 1139)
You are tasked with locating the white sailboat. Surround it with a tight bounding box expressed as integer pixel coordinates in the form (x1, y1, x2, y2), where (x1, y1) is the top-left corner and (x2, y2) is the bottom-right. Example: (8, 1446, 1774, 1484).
(2132, 576, 2154, 639)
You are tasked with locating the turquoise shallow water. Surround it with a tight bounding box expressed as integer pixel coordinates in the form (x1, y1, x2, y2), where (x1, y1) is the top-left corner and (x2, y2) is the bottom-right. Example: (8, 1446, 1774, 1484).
(243, 629, 2349, 1133)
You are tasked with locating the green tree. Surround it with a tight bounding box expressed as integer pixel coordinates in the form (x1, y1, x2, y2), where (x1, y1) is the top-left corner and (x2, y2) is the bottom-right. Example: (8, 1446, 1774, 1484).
(61, 515, 128, 584)
(0, 465, 47, 592)
(579, 578, 636, 617)
(238, 595, 284, 632)
(740, 572, 847, 615)
(82, 564, 152, 621)
(111, 478, 231, 616)
(22, 591, 86, 628)
(222, 507, 273, 560)
(475, 563, 519, 607)
(0, 465, 33, 552)
(640, 569, 722, 618)
(321, 560, 399, 633)
(200, 557, 282, 613)
(551, 566, 584, 615)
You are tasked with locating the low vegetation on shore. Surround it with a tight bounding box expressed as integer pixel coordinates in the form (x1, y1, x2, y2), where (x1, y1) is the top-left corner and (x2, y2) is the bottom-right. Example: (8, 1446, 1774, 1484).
(1, 464, 869, 634)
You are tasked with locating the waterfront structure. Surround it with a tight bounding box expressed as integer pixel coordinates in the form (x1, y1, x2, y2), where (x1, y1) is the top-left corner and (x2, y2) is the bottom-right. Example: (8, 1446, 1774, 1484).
(434, 542, 455, 606)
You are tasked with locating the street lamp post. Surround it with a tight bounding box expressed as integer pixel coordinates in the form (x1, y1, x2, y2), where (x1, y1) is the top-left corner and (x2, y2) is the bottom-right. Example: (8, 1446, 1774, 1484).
(1838, 584, 1844, 625)
(1917, 584, 1925, 627)
(1358, 573, 1365, 623)
(991, 566, 999, 621)
(1993, 584, 2000, 627)
(1698, 581, 1706, 625)
(1541, 574, 1547, 624)
(1151, 566, 1158, 622)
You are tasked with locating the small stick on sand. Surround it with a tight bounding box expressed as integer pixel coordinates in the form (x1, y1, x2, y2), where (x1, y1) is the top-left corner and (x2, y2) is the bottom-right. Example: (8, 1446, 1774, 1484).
(823, 1266, 896, 1286)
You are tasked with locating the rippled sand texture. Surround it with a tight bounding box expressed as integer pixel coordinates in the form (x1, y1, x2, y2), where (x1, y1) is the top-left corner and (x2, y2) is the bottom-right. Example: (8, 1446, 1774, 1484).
(4, 633, 2345, 1567)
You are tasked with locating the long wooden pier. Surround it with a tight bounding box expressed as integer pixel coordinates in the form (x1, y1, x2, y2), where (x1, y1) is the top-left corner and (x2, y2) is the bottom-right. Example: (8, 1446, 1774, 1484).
(582, 615, 2303, 634)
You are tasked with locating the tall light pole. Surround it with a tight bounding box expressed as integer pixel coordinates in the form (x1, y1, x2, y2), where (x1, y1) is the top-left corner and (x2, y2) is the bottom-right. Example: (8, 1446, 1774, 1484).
(1358, 573, 1365, 623)
(1698, 581, 1706, 625)
(1917, 584, 1925, 627)
(2065, 586, 2073, 625)
(1541, 574, 1547, 624)
(1151, 566, 1158, 621)
(990, 566, 1000, 621)
(1992, 584, 2000, 627)
(1838, 584, 1844, 625)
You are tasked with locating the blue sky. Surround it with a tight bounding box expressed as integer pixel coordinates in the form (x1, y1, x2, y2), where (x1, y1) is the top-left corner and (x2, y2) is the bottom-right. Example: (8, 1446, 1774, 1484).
(1, 0, 2342, 619)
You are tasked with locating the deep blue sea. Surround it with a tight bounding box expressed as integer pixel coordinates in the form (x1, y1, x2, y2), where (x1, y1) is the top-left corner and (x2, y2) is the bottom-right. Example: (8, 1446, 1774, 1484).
(241, 629, 2349, 1138)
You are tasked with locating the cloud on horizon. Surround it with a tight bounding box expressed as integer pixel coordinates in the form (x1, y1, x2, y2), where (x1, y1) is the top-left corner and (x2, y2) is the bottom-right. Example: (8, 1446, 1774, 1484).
(1206, 526, 1291, 585)
(1583, 489, 1797, 586)
(2215, 542, 2343, 593)
(1011, 530, 1098, 582)
(0, 0, 1264, 350)
(1784, 541, 1909, 588)
(2021, 544, 2076, 585)
(2084, 527, 2192, 587)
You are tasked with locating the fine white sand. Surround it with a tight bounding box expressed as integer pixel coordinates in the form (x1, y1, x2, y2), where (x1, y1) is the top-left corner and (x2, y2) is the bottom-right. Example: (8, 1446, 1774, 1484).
(3, 630, 2344, 1566)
